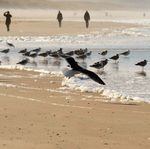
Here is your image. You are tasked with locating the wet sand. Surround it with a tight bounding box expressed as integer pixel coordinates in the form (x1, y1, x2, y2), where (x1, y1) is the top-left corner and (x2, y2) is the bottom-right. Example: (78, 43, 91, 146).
(0, 20, 138, 36)
(0, 69, 150, 149)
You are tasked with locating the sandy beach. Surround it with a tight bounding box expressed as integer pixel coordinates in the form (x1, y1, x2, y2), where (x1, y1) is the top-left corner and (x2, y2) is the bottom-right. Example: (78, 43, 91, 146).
(0, 69, 149, 149)
(0, 0, 150, 148)
(0, 20, 139, 36)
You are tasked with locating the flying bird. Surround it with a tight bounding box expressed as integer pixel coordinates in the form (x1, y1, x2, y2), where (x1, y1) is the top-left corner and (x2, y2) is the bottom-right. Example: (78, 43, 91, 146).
(65, 56, 105, 85)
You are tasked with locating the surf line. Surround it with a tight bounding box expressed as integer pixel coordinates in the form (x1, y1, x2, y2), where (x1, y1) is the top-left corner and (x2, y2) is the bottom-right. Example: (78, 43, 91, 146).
(0, 93, 93, 110)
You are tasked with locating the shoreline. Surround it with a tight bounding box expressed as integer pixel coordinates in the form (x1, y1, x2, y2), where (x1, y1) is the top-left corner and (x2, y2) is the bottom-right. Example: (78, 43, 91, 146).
(0, 66, 149, 104)
(0, 68, 150, 149)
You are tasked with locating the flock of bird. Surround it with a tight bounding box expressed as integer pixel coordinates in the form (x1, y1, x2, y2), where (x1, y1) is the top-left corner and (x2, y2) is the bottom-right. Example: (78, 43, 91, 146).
(0, 41, 148, 85)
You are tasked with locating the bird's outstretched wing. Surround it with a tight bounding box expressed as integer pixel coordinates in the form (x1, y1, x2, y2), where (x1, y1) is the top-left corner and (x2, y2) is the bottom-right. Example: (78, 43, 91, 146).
(65, 56, 105, 85)
(65, 56, 79, 69)
(81, 68, 105, 85)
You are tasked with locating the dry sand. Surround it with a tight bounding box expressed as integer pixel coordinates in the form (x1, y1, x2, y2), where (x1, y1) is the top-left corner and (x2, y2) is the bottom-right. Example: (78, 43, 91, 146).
(0, 69, 150, 149)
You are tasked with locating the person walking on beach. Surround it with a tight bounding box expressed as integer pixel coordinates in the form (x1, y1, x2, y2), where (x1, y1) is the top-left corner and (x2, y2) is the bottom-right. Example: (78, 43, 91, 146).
(84, 11, 90, 28)
(57, 11, 63, 27)
(3, 11, 12, 32)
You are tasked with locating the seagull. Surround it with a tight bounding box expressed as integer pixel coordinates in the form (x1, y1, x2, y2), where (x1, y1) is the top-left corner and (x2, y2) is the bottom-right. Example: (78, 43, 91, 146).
(120, 50, 130, 56)
(31, 47, 41, 53)
(6, 42, 15, 47)
(64, 56, 105, 85)
(38, 51, 51, 57)
(64, 51, 74, 56)
(110, 54, 119, 63)
(135, 60, 148, 71)
(90, 59, 108, 70)
(99, 50, 108, 56)
(76, 54, 87, 59)
(74, 48, 88, 55)
(23, 51, 31, 57)
(16, 58, 29, 65)
(0, 48, 10, 54)
(18, 48, 27, 54)
(86, 51, 92, 56)
(29, 52, 38, 59)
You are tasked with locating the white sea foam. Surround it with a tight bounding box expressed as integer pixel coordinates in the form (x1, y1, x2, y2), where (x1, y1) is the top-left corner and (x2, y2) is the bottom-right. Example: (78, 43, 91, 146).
(1, 26, 150, 48)
(62, 75, 150, 104)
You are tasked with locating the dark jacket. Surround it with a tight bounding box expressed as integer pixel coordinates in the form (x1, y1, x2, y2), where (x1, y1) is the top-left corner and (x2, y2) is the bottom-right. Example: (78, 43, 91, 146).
(4, 12, 12, 25)
(57, 11, 63, 22)
(84, 11, 90, 21)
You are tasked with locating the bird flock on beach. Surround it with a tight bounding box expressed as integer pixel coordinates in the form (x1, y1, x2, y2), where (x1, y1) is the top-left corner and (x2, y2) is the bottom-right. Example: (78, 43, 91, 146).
(0, 41, 149, 85)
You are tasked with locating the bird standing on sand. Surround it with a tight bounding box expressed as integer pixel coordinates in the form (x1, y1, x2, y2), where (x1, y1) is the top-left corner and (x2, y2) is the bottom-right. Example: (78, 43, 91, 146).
(110, 54, 119, 63)
(135, 60, 148, 72)
(64, 56, 105, 85)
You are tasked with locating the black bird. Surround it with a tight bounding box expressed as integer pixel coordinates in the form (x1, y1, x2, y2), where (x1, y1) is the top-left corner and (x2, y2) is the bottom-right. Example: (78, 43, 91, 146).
(49, 48, 63, 58)
(110, 54, 119, 63)
(29, 52, 38, 59)
(65, 51, 74, 56)
(86, 51, 92, 56)
(23, 51, 31, 57)
(135, 60, 148, 71)
(120, 50, 130, 56)
(17, 58, 29, 65)
(76, 54, 87, 59)
(74, 48, 88, 55)
(99, 50, 108, 56)
(38, 51, 51, 57)
(31, 47, 41, 53)
(0, 48, 10, 54)
(6, 42, 15, 47)
(65, 56, 105, 85)
(90, 59, 108, 70)
(18, 48, 27, 54)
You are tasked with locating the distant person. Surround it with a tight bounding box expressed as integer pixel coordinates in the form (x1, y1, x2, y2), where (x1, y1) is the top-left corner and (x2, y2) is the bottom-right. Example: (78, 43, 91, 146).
(57, 11, 63, 27)
(3, 11, 12, 32)
(84, 11, 90, 28)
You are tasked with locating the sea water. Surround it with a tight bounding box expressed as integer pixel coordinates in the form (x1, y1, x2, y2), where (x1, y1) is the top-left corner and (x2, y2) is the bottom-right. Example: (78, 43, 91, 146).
(0, 26, 150, 103)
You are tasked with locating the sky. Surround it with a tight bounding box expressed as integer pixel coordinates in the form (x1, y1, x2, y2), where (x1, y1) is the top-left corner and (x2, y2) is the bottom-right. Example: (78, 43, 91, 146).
(0, 0, 150, 10)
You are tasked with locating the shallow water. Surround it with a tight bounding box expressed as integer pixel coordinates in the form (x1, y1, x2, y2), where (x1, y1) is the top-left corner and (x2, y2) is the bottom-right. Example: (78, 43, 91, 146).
(0, 26, 150, 103)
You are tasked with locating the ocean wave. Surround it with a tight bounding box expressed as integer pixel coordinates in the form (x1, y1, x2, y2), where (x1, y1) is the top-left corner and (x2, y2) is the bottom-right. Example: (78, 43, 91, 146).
(61, 74, 150, 104)
(1, 27, 150, 49)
